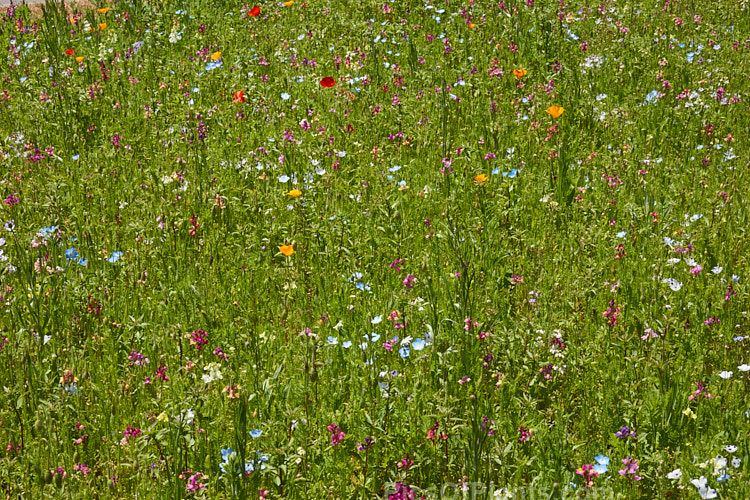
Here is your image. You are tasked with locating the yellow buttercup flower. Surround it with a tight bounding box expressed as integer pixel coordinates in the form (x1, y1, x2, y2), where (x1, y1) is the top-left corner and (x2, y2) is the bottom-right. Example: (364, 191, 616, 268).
(287, 189, 302, 197)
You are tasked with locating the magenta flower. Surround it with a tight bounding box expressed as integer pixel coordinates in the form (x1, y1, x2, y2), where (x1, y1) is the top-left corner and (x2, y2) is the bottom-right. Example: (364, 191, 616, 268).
(518, 426, 533, 443)
(576, 464, 599, 488)
(402, 274, 417, 289)
(327, 423, 346, 446)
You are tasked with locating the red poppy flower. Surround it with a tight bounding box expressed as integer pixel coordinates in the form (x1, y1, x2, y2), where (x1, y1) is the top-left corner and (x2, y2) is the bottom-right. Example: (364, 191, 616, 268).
(65, 49, 76, 56)
(249, 5, 260, 17)
(233, 90, 247, 103)
(320, 77, 336, 88)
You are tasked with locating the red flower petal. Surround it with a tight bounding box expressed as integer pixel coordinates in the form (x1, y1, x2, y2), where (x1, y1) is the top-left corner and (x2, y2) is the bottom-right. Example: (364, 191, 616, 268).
(320, 77, 336, 88)
(249, 6, 260, 17)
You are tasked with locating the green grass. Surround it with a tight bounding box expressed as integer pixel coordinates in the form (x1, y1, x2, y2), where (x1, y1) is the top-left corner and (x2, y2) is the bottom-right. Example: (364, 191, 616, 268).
(1, 0, 750, 498)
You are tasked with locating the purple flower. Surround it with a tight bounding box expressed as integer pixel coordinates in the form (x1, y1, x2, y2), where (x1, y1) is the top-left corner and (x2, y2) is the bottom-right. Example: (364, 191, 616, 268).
(615, 426, 636, 440)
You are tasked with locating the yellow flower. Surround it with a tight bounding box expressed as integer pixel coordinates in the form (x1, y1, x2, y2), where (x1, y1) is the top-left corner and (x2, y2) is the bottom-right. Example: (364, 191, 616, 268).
(513, 68, 527, 79)
(211, 51, 221, 61)
(682, 408, 696, 419)
(287, 189, 302, 197)
(97, 7, 110, 14)
(75, 56, 84, 63)
(279, 245, 295, 257)
(546, 105, 564, 118)
(474, 174, 488, 183)
(99, 23, 107, 30)
(284, 0, 294, 6)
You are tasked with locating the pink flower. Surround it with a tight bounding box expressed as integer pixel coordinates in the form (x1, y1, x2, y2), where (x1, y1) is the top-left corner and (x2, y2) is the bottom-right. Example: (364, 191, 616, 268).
(618, 457, 642, 481)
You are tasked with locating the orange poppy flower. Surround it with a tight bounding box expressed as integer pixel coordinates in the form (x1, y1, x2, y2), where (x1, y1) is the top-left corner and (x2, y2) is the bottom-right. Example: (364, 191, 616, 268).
(279, 245, 295, 256)
(99, 23, 107, 30)
(75, 56, 84, 63)
(468, 23, 476, 29)
(65, 49, 75, 56)
(97, 7, 110, 14)
(513, 69, 527, 79)
(474, 174, 489, 183)
(320, 77, 336, 88)
(284, 0, 293, 5)
(233, 90, 246, 103)
(211, 51, 221, 61)
(546, 105, 564, 118)
(287, 189, 302, 197)
(249, 5, 260, 16)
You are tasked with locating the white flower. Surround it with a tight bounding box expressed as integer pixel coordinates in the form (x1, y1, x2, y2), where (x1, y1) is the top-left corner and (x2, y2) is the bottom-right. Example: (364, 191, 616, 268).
(712, 266, 723, 274)
(690, 477, 717, 499)
(712, 455, 728, 470)
(731, 458, 741, 468)
(494, 488, 514, 499)
(738, 364, 750, 372)
(685, 258, 699, 266)
(202, 362, 223, 384)
(666, 258, 681, 264)
(724, 445, 738, 453)
(666, 469, 682, 479)
(718, 371, 733, 379)
(370, 315, 382, 325)
(178, 409, 195, 425)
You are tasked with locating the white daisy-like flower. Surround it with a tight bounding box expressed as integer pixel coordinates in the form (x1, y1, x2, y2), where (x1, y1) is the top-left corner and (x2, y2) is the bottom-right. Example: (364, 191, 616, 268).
(666, 468, 682, 479)
(718, 371, 733, 379)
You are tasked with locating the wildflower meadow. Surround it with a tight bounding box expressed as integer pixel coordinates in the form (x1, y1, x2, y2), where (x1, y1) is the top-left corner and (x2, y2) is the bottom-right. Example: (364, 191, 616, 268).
(1, 0, 750, 498)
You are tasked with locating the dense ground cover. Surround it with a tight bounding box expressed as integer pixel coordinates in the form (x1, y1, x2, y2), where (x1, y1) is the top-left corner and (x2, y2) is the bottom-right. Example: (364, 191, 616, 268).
(1, 0, 750, 498)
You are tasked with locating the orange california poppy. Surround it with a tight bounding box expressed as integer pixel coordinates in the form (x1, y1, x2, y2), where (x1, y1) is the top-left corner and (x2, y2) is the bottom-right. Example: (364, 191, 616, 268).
(65, 49, 75, 56)
(97, 7, 110, 14)
(320, 77, 336, 88)
(211, 52, 221, 61)
(249, 5, 260, 16)
(546, 105, 564, 118)
(75, 56, 84, 63)
(284, 0, 294, 6)
(287, 189, 302, 197)
(233, 90, 246, 103)
(474, 174, 489, 183)
(99, 23, 107, 30)
(279, 245, 295, 256)
(513, 69, 527, 79)
(468, 23, 476, 29)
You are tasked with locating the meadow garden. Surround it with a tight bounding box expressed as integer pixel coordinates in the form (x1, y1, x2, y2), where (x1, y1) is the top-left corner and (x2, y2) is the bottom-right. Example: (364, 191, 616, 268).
(1, 0, 750, 498)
